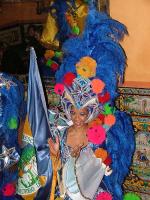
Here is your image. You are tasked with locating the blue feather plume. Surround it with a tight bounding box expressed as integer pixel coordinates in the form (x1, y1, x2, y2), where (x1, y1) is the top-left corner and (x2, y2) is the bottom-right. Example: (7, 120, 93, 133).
(56, 6, 128, 102)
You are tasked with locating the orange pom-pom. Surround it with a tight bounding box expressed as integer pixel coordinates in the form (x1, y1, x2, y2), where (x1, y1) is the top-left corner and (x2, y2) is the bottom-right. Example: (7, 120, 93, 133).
(91, 79, 105, 94)
(88, 118, 102, 128)
(104, 114, 116, 126)
(94, 148, 108, 161)
(44, 50, 55, 60)
(75, 56, 97, 78)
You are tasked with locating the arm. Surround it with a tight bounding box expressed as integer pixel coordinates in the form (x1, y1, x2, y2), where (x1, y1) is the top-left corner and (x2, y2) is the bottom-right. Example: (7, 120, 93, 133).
(48, 136, 60, 156)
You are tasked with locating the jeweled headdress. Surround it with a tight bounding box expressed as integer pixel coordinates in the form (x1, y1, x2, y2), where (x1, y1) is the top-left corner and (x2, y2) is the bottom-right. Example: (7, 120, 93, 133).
(61, 76, 101, 122)
(54, 55, 111, 123)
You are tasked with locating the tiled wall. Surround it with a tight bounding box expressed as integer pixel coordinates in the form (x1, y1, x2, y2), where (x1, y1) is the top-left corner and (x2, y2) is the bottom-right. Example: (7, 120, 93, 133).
(117, 87, 150, 200)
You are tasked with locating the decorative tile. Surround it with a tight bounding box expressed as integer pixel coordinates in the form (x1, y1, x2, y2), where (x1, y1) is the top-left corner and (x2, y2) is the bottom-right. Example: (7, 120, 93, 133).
(118, 87, 150, 199)
(117, 87, 150, 116)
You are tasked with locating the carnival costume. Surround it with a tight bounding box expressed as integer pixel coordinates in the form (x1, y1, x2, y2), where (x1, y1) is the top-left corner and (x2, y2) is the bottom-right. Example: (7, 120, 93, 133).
(48, 3, 135, 200)
(16, 1, 135, 200)
(0, 73, 24, 199)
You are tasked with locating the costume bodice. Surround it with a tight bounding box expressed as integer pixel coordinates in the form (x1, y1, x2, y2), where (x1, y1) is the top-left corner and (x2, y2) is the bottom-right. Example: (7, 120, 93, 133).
(60, 129, 90, 164)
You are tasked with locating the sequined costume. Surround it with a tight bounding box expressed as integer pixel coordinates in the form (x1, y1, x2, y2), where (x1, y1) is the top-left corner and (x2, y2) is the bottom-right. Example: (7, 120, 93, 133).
(0, 73, 24, 199)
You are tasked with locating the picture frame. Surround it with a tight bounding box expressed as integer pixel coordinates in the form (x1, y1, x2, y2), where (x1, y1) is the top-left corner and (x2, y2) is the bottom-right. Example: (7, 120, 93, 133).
(0, 25, 22, 45)
(98, 0, 110, 14)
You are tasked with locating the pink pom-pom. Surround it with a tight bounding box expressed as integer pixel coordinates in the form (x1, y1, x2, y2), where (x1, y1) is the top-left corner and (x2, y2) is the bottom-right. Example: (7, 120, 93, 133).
(91, 79, 105, 94)
(87, 125, 106, 145)
(104, 115, 116, 126)
(54, 83, 64, 95)
(96, 192, 112, 200)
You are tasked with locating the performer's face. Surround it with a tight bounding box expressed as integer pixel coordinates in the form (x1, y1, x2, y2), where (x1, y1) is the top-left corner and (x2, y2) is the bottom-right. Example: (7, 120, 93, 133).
(70, 106, 88, 127)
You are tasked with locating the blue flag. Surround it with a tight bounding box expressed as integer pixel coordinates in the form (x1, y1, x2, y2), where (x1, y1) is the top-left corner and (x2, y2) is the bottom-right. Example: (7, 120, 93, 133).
(28, 47, 52, 199)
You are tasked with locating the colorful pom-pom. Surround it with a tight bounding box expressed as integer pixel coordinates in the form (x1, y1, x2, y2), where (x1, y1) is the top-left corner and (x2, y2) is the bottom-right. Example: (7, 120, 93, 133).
(46, 59, 53, 67)
(123, 192, 141, 200)
(8, 117, 18, 129)
(104, 155, 112, 166)
(72, 26, 80, 35)
(94, 148, 108, 161)
(44, 50, 55, 59)
(98, 91, 110, 104)
(63, 72, 76, 86)
(51, 62, 59, 71)
(87, 125, 106, 145)
(103, 103, 115, 115)
(2, 183, 15, 196)
(75, 56, 97, 78)
(97, 114, 105, 123)
(104, 114, 116, 126)
(54, 83, 64, 95)
(96, 192, 112, 200)
(55, 51, 63, 58)
(88, 118, 102, 128)
(91, 79, 105, 94)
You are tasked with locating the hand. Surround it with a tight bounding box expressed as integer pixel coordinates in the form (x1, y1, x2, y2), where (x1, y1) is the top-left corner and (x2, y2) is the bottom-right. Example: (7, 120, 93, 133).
(104, 166, 112, 176)
(70, 144, 83, 158)
(48, 136, 60, 156)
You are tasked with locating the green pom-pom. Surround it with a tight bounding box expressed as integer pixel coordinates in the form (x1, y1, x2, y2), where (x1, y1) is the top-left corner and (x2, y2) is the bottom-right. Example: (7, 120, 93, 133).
(55, 51, 62, 58)
(103, 103, 116, 115)
(46, 59, 53, 67)
(72, 26, 80, 35)
(8, 117, 18, 129)
(123, 192, 141, 200)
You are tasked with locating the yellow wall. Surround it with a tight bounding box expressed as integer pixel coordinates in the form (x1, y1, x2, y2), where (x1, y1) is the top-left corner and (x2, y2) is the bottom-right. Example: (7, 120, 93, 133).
(110, 0, 150, 87)
(1, 1, 150, 87)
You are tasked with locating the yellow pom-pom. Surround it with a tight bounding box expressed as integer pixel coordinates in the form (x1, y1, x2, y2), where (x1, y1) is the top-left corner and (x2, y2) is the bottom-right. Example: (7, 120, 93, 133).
(76, 56, 97, 78)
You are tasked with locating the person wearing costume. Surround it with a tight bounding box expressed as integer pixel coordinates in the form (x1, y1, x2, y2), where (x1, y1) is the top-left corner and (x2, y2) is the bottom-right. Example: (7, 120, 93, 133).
(0, 73, 24, 200)
(16, 1, 136, 200)
(47, 3, 135, 200)
(49, 75, 114, 200)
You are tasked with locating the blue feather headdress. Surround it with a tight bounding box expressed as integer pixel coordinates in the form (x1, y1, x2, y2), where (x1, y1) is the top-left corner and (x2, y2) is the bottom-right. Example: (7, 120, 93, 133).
(56, 5, 128, 103)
